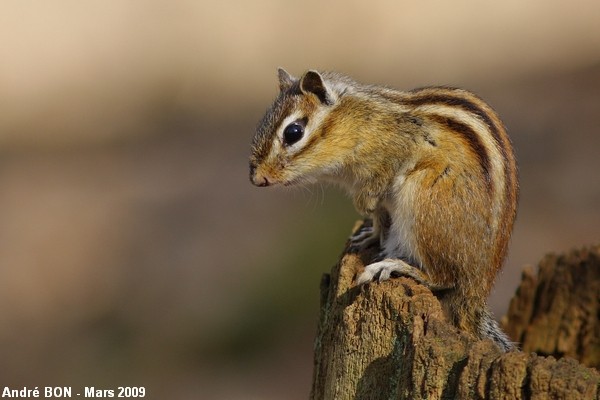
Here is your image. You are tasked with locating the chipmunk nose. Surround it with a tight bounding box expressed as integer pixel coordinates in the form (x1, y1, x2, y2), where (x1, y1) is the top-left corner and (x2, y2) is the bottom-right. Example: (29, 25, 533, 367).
(251, 174, 271, 187)
(249, 162, 271, 187)
(253, 177, 270, 187)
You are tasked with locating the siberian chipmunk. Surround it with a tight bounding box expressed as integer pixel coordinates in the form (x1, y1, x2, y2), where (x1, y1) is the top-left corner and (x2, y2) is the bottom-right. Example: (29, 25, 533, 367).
(249, 69, 518, 351)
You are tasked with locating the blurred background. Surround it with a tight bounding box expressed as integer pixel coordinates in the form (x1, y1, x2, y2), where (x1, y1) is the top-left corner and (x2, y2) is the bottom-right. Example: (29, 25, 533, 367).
(0, 1, 599, 398)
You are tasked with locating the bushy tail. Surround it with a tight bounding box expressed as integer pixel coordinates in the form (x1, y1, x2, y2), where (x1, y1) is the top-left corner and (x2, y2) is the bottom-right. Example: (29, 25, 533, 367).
(444, 292, 517, 352)
(479, 308, 516, 352)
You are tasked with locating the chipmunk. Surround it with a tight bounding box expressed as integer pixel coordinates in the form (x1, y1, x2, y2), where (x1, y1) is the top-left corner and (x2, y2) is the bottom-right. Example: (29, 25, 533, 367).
(249, 68, 518, 351)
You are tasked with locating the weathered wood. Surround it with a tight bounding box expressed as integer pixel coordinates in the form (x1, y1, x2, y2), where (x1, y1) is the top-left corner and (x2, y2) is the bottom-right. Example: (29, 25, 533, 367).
(310, 241, 600, 400)
(502, 244, 600, 369)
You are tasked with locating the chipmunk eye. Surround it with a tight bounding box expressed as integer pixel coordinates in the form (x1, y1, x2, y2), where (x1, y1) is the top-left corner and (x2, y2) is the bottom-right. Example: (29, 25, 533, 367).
(283, 122, 304, 146)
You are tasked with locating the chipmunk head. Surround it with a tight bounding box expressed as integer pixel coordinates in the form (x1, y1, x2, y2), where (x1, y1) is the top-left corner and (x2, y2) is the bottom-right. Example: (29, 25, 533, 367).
(249, 68, 347, 187)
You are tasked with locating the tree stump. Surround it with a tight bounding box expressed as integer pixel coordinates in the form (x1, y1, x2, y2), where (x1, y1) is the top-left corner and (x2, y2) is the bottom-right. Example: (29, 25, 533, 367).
(310, 238, 600, 400)
(503, 244, 600, 370)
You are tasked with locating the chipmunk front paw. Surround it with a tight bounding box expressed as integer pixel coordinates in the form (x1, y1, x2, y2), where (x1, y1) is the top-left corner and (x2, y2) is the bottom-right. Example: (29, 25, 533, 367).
(349, 225, 379, 251)
(356, 259, 428, 286)
(356, 259, 453, 293)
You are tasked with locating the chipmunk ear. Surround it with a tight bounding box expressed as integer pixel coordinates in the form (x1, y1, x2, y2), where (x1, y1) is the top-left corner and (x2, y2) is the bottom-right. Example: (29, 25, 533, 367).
(277, 68, 295, 91)
(300, 70, 334, 105)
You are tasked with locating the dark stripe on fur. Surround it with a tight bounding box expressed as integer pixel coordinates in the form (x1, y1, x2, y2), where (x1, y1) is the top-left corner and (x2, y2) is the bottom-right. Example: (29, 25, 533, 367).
(405, 89, 518, 209)
(406, 89, 518, 271)
(429, 114, 492, 190)
(252, 93, 296, 161)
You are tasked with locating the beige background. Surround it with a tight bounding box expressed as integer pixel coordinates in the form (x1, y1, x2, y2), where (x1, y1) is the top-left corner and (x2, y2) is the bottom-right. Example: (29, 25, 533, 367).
(0, 1, 599, 398)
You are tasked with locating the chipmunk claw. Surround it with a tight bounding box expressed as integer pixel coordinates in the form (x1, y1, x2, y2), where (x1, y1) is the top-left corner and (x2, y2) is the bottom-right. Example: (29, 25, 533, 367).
(357, 259, 428, 286)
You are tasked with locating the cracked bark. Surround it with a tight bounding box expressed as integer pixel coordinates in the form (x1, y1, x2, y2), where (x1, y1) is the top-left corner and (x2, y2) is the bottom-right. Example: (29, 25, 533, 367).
(310, 240, 600, 400)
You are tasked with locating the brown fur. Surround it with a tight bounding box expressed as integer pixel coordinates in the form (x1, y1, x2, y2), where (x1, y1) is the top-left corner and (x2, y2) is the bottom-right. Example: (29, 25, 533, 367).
(250, 70, 518, 349)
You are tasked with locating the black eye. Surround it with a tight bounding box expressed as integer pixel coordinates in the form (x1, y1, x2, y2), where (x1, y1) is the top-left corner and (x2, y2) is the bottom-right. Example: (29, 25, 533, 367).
(283, 122, 304, 146)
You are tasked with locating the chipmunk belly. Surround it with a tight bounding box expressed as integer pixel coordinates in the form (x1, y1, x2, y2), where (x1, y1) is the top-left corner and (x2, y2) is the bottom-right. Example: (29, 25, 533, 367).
(380, 174, 421, 266)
